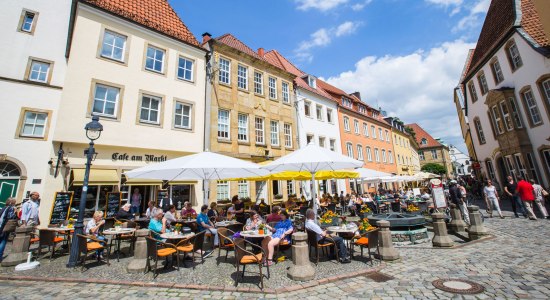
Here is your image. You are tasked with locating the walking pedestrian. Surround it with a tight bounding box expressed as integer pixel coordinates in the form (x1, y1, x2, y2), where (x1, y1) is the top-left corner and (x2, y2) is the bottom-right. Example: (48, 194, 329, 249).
(516, 176, 537, 220)
(529, 179, 549, 219)
(504, 176, 527, 218)
(0, 198, 18, 262)
(21, 191, 40, 226)
(483, 180, 504, 218)
(449, 180, 470, 224)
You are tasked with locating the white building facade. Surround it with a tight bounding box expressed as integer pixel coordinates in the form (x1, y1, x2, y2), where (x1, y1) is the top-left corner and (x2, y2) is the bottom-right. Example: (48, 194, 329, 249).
(0, 0, 72, 207)
(449, 145, 472, 177)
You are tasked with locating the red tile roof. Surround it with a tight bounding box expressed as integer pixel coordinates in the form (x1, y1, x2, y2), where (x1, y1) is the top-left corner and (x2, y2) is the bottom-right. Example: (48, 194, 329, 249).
(464, 0, 550, 80)
(405, 123, 442, 149)
(215, 33, 264, 61)
(82, 0, 199, 47)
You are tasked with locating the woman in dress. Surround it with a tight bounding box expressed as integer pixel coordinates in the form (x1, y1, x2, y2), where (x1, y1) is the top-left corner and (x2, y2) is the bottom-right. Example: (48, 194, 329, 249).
(261, 211, 293, 266)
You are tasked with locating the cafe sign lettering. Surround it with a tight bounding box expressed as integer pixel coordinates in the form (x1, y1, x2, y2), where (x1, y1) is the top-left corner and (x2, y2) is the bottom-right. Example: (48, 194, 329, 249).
(112, 152, 167, 163)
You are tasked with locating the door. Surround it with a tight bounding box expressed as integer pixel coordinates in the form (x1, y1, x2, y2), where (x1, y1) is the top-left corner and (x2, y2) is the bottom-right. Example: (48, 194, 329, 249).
(0, 179, 19, 207)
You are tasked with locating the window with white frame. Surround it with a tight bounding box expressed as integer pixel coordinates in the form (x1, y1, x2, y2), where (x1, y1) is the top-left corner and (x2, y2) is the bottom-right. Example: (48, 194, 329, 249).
(378, 128, 383, 140)
(218, 57, 230, 84)
(343, 117, 350, 131)
(508, 97, 523, 128)
(421, 138, 427, 145)
(217, 181, 230, 200)
(521, 89, 542, 126)
(514, 154, 527, 179)
(28, 60, 50, 83)
(177, 57, 194, 81)
(254, 71, 263, 94)
(542, 79, 550, 105)
(304, 101, 311, 117)
(505, 156, 515, 179)
(307, 76, 316, 88)
(20, 11, 36, 32)
(326, 109, 333, 123)
(374, 148, 380, 162)
(366, 147, 372, 161)
(284, 123, 292, 147)
(431, 149, 438, 159)
(174, 102, 192, 129)
(371, 125, 376, 138)
(499, 101, 513, 131)
(359, 105, 366, 114)
(385, 130, 390, 142)
(318, 136, 325, 148)
(346, 142, 354, 158)
(238, 180, 249, 198)
(145, 45, 165, 73)
(282, 82, 290, 104)
(491, 59, 504, 84)
(473, 118, 486, 144)
(382, 149, 387, 163)
(485, 160, 496, 180)
(20, 111, 47, 137)
(363, 123, 369, 136)
(237, 65, 248, 89)
(506, 41, 523, 70)
(255, 117, 264, 144)
(526, 153, 540, 183)
(477, 72, 489, 95)
(329, 139, 336, 151)
(541, 150, 550, 181)
(491, 105, 505, 134)
(101, 30, 126, 61)
(316, 105, 323, 121)
(419, 151, 425, 160)
(92, 84, 119, 117)
(287, 180, 295, 195)
(270, 121, 279, 146)
(357, 145, 364, 160)
(342, 97, 352, 108)
(354, 120, 359, 134)
(389, 151, 393, 163)
(268, 77, 277, 99)
(238, 113, 248, 141)
(140, 94, 161, 124)
(468, 82, 478, 102)
(217, 109, 230, 139)
(397, 154, 401, 164)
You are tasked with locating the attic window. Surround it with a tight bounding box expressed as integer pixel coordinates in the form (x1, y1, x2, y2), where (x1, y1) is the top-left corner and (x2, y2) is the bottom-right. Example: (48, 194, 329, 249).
(421, 138, 427, 145)
(307, 76, 317, 88)
(372, 111, 378, 118)
(358, 105, 366, 114)
(342, 97, 352, 108)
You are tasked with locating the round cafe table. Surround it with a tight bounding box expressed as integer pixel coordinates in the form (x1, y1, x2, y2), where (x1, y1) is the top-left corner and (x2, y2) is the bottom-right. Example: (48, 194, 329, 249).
(326, 225, 358, 252)
(239, 230, 272, 239)
(39, 226, 74, 250)
(103, 228, 136, 262)
(215, 221, 241, 228)
(160, 232, 195, 242)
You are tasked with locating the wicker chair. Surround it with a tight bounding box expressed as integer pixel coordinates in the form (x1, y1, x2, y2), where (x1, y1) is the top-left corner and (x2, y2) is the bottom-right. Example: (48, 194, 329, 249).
(233, 238, 270, 289)
(37, 229, 65, 260)
(145, 236, 178, 278)
(176, 231, 206, 268)
(351, 228, 380, 265)
(76, 234, 110, 271)
(216, 227, 235, 264)
(306, 229, 338, 264)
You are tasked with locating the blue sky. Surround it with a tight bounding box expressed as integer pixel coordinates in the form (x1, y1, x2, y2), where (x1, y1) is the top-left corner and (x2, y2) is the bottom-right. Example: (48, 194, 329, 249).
(171, 0, 491, 154)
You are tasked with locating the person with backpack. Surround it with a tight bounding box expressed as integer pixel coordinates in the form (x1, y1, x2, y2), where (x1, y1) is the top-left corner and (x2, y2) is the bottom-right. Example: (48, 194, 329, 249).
(0, 197, 18, 262)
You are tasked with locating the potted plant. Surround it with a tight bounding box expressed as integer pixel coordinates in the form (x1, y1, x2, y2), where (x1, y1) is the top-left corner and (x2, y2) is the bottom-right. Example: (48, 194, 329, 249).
(406, 204, 420, 214)
(319, 210, 339, 227)
(274, 194, 283, 200)
(173, 223, 182, 235)
(114, 220, 123, 231)
(67, 218, 75, 229)
(358, 218, 375, 234)
(258, 223, 266, 235)
(340, 216, 348, 228)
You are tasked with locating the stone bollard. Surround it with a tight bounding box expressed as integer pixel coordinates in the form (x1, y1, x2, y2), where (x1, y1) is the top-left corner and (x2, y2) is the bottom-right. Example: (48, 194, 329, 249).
(431, 213, 454, 247)
(376, 220, 399, 261)
(287, 232, 315, 281)
(448, 207, 467, 233)
(2, 226, 34, 267)
(467, 206, 487, 240)
(127, 229, 150, 273)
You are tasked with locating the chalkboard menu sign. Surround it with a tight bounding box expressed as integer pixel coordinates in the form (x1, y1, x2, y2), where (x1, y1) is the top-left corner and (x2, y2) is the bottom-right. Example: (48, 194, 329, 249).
(105, 192, 122, 218)
(50, 192, 74, 225)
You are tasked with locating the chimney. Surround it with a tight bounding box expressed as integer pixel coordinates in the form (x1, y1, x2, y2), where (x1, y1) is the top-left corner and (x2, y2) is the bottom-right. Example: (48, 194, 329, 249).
(350, 92, 361, 100)
(201, 32, 212, 44)
(257, 47, 265, 57)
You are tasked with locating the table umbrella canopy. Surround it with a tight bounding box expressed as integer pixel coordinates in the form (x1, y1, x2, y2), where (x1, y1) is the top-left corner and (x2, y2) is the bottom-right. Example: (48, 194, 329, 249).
(414, 171, 439, 180)
(355, 168, 394, 180)
(124, 151, 269, 181)
(229, 170, 359, 181)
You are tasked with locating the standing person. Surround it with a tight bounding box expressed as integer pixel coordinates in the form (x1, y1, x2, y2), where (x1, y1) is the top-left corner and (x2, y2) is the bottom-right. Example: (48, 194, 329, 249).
(449, 180, 470, 224)
(130, 188, 142, 215)
(85, 211, 106, 260)
(458, 183, 467, 205)
(0, 198, 18, 262)
(504, 176, 527, 218)
(196, 205, 218, 254)
(232, 195, 245, 224)
(516, 176, 537, 220)
(21, 191, 40, 226)
(304, 208, 350, 263)
(530, 179, 549, 219)
(483, 180, 504, 218)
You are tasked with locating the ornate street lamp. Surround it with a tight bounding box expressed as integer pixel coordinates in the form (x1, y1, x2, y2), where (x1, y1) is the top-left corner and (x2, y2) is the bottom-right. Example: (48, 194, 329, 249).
(67, 116, 103, 268)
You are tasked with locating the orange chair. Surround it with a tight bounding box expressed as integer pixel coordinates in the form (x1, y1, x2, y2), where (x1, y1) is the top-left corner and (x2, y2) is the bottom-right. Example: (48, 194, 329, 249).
(234, 238, 269, 289)
(37, 229, 65, 260)
(76, 234, 110, 271)
(216, 228, 235, 264)
(176, 231, 205, 268)
(145, 236, 179, 278)
(306, 229, 338, 264)
(351, 228, 379, 265)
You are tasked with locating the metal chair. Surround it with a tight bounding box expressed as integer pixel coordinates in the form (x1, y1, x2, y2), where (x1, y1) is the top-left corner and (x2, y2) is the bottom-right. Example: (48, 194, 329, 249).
(233, 238, 269, 289)
(145, 236, 178, 278)
(76, 234, 110, 271)
(351, 228, 380, 265)
(37, 229, 64, 260)
(176, 231, 205, 268)
(305, 229, 338, 264)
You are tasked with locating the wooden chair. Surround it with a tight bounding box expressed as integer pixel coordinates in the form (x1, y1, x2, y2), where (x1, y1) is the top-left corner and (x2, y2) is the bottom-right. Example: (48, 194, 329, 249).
(76, 234, 110, 271)
(233, 238, 269, 289)
(37, 229, 65, 260)
(305, 229, 338, 264)
(351, 228, 380, 265)
(217, 227, 235, 264)
(145, 236, 179, 278)
(175, 231, 205, 268)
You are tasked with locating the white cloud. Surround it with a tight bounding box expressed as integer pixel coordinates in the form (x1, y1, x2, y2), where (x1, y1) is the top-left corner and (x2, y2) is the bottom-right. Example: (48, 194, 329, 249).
(324, 40, 475, 150)
(294, 0, 349, 11)
(295, 21, 362, 62)
(453, 0, 490, 33)
(351, 0, 373, 11)
(425, 0, 463, 6)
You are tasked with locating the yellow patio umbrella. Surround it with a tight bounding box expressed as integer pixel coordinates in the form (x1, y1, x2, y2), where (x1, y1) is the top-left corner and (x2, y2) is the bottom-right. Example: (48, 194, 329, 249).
(227, 170, 359, 181)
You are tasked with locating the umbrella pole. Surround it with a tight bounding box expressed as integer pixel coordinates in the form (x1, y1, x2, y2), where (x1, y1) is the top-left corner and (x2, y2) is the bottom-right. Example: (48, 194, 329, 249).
(203, 179, 209, 206)
(311, 173, 317, 220)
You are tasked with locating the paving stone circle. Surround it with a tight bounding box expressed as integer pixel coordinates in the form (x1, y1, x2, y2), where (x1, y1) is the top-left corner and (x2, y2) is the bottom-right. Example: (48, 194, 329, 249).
(432, 278, 485, 294)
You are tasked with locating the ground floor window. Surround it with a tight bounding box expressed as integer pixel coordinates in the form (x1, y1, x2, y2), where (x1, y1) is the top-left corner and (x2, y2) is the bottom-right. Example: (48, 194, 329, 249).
(286, 180, 295, 196)
(69, 185, 114, 219)
(217, 181, 229, 201)
(238, 180, 249, 198)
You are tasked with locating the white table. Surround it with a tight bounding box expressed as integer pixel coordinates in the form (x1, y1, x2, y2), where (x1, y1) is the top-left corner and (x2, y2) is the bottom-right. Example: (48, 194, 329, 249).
(215, 221, 241, 228)
(160, 232, 195, 241)
(239, 230, 272, 238)
(103, 228, 136, 261)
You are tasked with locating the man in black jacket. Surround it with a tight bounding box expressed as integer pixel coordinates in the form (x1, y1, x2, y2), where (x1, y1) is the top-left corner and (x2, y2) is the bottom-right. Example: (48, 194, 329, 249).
(449, 180, 469, 224)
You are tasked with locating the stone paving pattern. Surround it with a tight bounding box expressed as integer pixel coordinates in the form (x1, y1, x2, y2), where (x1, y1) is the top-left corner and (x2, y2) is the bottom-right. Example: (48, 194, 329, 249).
(1, 203, 549, 299)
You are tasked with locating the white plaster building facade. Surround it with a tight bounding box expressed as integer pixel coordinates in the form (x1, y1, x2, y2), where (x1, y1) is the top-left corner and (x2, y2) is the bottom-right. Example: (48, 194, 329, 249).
(449, 145, 472, 177)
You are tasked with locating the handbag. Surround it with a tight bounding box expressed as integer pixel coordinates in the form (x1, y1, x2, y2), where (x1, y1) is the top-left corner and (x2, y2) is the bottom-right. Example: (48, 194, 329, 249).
(2, 219, 17, 233)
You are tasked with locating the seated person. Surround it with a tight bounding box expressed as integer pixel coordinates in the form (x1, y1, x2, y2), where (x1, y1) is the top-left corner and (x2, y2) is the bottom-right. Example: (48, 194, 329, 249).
(85, 211, 106, 260)
(285, 198, 296, 210)
(207, 202, 219, 220)
(197, 205, 218, 250)
(116, 203, 133, 220)
(266, 206, 283, 223)
(347, 194, 356, 215)
(180, 201, 197, 217)
(145, 200, 155, 218)
(421, 191, 431, 200)
(245, 211, 264, 231)
(261, 211, 293, 266)
(164, 205, 177, 225)
(148, 208, 168, 240)
(304, 209, 350, 264)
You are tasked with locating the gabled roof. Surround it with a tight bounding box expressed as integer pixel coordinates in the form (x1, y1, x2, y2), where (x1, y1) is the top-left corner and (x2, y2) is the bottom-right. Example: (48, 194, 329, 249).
(214, 33, 264, 60)
(405, 123, 443, 149)
(81, 0, 199, 47)
(464, 0, 550, 81)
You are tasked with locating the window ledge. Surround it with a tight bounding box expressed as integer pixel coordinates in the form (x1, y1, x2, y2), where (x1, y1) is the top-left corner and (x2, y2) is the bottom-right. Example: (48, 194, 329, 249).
(238, 141, 250, 146)
(237, 88, 250, 93)
(271, 146, 281, 150)
(217, 139, 232, 144)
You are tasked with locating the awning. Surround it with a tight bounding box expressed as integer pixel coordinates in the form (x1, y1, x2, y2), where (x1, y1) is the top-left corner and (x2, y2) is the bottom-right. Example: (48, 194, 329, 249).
(168, 180, 198, 185)
(124, 178, 163, 186)
(72, 169, 119, 186)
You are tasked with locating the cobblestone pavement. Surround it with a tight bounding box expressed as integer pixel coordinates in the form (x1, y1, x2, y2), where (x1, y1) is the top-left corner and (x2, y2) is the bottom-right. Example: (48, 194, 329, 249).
(1, 209, 549, 299)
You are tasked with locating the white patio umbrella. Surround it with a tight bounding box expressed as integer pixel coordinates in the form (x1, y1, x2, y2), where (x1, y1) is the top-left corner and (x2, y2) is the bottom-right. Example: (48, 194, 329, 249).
(356, 168, 394, 181)
(124, 151, 269, 204)
(261, 143, 363, 216)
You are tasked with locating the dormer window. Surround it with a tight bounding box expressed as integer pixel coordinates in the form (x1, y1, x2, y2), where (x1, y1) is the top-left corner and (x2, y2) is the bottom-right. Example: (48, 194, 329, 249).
(421, 138, 427, 145)
(358, 105, 366, 114)
(307, 75, 317, 88)
(342, 97, 352, 108)
(372, 111, 378, 118)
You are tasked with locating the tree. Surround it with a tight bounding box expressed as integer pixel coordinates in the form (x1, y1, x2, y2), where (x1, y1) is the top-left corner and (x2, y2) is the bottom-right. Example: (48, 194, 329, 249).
(421, 163, 447, 175)
(405, 126, 416, 141)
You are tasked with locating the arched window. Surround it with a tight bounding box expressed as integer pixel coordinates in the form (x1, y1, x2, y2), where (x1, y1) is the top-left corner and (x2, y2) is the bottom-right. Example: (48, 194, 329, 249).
(0, 162, 21, 177)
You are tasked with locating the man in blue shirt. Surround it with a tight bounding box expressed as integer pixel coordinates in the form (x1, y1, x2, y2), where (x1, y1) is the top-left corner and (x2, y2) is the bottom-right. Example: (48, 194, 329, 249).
(305, 208, 350, 263)
(197, 205, 218, 256)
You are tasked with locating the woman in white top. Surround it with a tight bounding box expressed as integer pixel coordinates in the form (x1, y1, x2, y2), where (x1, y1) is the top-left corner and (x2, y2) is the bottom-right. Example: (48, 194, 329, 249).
(483, 179, 503, 218)
(85, 211, 106, 259)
